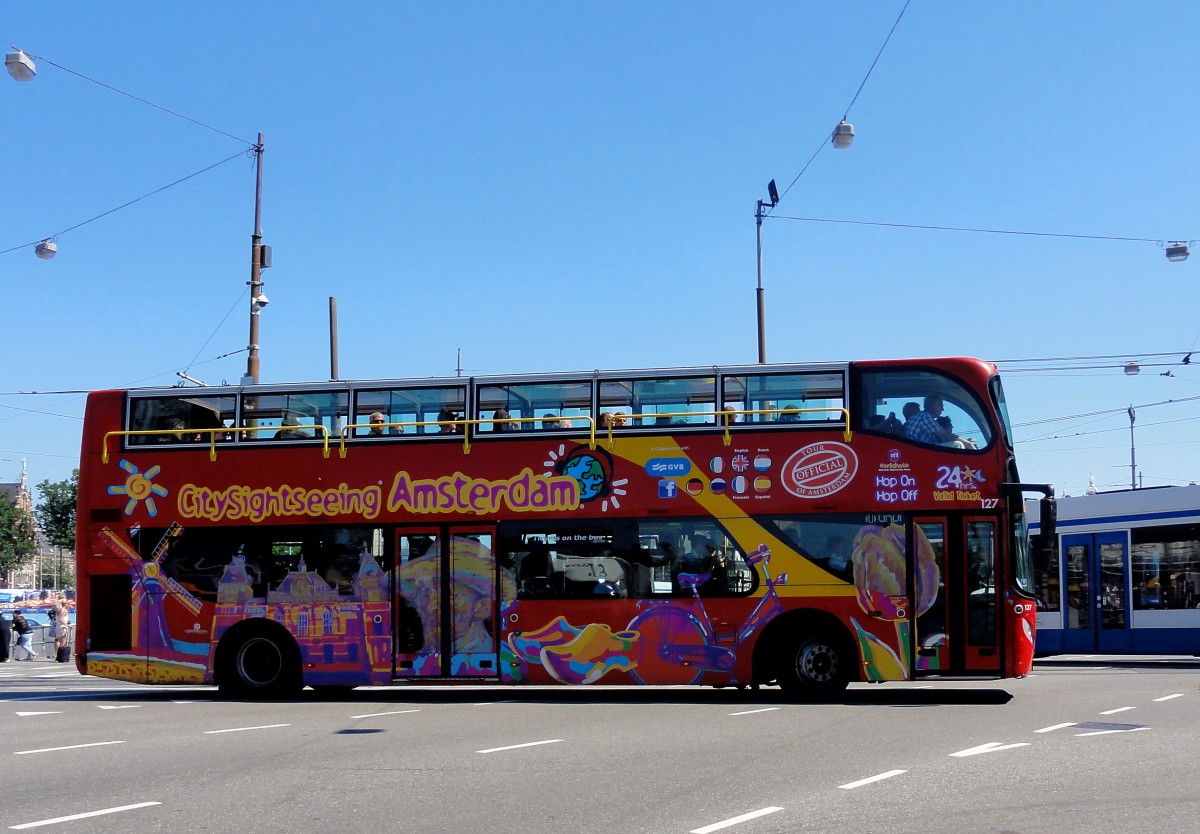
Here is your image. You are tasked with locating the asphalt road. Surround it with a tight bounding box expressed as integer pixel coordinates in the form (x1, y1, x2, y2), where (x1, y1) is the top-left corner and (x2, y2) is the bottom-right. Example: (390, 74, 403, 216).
(0, 660, 1195, 833)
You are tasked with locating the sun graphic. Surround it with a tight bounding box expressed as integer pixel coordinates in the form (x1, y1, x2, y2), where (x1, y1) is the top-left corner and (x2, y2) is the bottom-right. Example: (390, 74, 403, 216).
(107, 459, 169, 517)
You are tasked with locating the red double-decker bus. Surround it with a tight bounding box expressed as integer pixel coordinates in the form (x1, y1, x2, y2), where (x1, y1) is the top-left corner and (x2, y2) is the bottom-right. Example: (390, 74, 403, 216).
(74, 357, 1054, 698)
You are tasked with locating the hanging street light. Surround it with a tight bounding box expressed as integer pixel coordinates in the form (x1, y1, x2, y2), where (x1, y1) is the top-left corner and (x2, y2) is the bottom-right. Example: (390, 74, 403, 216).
(5, 49, 36, 81)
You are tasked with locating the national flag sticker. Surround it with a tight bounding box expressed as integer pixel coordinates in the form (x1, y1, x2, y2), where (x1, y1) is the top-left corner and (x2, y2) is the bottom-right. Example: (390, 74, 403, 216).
(709, 456, 725, 474)
(753, 476, 772, 493)
(685, 478, 705, 496)
(710, 477, 727, 494)
(731, 475, 748, 494)
(731, 454, 750, 472)
(753, 455, 772, 472)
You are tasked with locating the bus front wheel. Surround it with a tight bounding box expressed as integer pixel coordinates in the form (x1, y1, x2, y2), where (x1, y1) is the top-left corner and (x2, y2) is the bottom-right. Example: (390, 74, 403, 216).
(777, 632, 850, 699)
(218, 629, 301, 699)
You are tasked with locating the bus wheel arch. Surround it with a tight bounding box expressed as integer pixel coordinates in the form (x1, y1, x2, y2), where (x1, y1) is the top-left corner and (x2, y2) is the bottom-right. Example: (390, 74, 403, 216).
(753, 609, 856, 698)
(215, 619, 303, 699)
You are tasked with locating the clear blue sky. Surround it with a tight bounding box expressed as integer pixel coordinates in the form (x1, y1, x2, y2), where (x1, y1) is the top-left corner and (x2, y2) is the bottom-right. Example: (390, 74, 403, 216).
(2, 2, 1197, 498)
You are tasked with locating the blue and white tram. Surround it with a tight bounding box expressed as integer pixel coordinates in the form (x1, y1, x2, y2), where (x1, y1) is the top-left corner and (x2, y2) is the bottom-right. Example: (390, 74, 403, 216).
(1030, 485, 1200, 655)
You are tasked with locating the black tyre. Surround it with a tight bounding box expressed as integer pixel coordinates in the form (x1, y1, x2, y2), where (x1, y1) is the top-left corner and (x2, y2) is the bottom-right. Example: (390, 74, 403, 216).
(218, 629, 300, 699)
(777, 633, 850, 698)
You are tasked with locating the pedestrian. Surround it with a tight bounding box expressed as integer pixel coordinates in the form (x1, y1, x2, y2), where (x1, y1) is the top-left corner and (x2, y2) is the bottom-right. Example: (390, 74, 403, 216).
(0, 608, 11, 662)
(53, 600, 71, 662)
(11, 609, 37, 660)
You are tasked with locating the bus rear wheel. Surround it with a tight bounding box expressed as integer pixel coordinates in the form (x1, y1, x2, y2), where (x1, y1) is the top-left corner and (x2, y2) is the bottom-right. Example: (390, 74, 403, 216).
(777, 633, 850, 699)
(219, 629, 300, 699)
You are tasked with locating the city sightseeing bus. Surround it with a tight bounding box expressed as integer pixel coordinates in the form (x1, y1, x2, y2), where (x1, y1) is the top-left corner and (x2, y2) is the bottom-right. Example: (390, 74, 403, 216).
(1030, 484, 1200, 656)
(74, 357, 1055, 698)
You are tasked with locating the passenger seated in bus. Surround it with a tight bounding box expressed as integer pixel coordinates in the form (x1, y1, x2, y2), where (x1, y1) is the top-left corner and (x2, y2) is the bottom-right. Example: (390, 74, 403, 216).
(903, 395, 957, 445)
(721, 405, 740, 424)
(437, 408, 459, 433)
(779, 405, 802, 422)
(936, 416, 976, 449)
(274, 414, 309, 440)
(900, 401, 921, 433)
(492, 409, 517, 432)
(599, 412, 615, 430)
(157, 417, 187, 443)
(613, 411, 628, 427)
(541, 413, 562, 430)
(367, 411, 392, 436)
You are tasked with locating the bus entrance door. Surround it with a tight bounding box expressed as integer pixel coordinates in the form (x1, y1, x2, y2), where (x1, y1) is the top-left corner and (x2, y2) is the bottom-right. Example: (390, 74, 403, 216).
(394, 526, 499, 678)
(914, 516, 1002, 677)
(1063, 531, 1131, 654)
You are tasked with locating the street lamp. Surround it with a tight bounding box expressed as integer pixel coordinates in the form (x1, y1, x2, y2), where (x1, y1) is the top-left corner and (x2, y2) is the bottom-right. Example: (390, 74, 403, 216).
(755, 179, 779, 364)
(832, 120, 855, 149)
(1166, 241, 1190, 262)
(5, 49, 35, 81)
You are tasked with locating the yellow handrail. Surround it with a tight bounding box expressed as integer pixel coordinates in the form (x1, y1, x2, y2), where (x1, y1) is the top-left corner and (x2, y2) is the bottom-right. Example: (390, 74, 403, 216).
(598, 406, 852, 446)
(338, 415, 597, 458)
(102, 423, 331, 464)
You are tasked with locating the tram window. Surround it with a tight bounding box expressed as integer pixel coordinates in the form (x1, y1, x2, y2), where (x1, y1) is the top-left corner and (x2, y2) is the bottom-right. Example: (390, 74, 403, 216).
(354, 385, 466, 436)
(722, 371, 845, 425)
(127, 394, 235, 446)
(1031, 532, 1061, 612)
(1132, 524, 1200, 610)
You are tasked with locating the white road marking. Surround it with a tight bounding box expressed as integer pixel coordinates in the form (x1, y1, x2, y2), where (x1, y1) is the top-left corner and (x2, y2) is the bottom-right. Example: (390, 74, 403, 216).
(350, 709, 420, 719)
(1154, 694, 1184, 702)
(1099, 707, 1135, 715)
(690, 807, 784, 833)
(15, 711, 61, 717)
(97, 705, 141, 710)
(839, 769, 907, 789)
(1035, 722, 1077, 733)
(9, 801, 161, 829)
(477, 739, 563, 754)
(15, 741, 126, 756)
(204, 723, 291, 734)
(728, 707, 780, 716)
(1076, 727, 1151, 737)
(950, 741, 1030, 757)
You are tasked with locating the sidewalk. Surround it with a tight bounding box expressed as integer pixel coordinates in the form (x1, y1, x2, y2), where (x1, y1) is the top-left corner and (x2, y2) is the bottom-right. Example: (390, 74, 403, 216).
(1034, 654, 1200, 669)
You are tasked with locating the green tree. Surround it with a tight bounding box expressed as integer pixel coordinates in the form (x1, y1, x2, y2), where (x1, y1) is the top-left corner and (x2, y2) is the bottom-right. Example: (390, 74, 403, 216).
(0, 498, 37, 575)
(36, 470, 78, 589)
(36, 470, 78, 551)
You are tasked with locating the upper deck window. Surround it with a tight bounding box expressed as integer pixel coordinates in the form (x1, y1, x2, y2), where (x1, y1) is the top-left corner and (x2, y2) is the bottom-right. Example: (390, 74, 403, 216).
(127, 394, 236, 446)
(721, 371, 845, 425)
(857, 368, 994, 449)
(475, 380, 592, 432)
(598, 376, 716, 427)
(241, 391, 349, 442)
(354, 385, 467, 436)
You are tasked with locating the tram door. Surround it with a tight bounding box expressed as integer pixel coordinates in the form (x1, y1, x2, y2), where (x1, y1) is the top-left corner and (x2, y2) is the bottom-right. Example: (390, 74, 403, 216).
(1062, 531, 1131, 653)
(393, 526, 499, 678)
(914, 515, 1002, 677)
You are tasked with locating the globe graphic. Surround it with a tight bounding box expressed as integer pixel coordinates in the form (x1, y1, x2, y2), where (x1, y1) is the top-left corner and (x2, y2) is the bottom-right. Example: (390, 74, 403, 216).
(562, 454, 606, 502)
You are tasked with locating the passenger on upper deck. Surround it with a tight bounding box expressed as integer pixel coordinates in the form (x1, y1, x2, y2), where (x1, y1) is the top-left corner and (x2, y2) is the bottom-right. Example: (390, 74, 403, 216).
(612, 411, 628, 427)
(158, 417, 187, 443)
(437, 408, 459, 434)
(368, 411, 391, 436)
(492, 409, 517, 432)
(599, 412, 615, 430)
(541, 414, 561, 430)
(779, 405, 802, 423)
(274, 414, 310, 440)
(902, 395, 958, 445)
(936, 415, 977, 449)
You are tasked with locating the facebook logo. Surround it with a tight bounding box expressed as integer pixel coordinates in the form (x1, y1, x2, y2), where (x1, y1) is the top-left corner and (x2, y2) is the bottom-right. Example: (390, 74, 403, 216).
(658, 480, 679, 499)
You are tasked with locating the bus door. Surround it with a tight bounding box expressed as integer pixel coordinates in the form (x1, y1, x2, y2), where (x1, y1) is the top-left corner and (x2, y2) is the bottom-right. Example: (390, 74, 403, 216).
(913, 515, 1002, 677)
(394, 525, 499, 678)
(1062, 531, 1131, 654)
